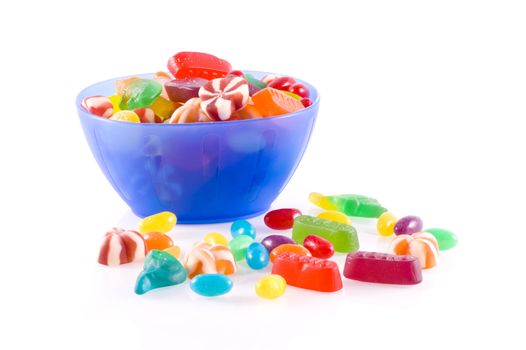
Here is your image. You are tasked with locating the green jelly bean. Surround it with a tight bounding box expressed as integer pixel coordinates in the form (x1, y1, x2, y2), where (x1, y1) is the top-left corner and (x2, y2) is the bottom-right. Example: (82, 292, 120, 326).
(135, 250, 187, 295)
(228, 235, 254, 261)
(424, 228, 458, 250)
(327, 194, 387, 218)
(292, 215, 359, 253)
(120, 78, 162, 110)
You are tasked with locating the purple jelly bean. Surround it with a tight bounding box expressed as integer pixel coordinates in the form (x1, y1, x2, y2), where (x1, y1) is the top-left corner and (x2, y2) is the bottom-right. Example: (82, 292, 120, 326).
(394, 215, 423, 235)
(165, 78, 207, 103)
(261, 235, 295, 253)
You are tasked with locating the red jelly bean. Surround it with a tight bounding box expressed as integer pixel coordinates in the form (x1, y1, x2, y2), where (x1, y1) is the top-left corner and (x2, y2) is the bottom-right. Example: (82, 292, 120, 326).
(272, 252, 342, 292)
(303, 235, 334, 259)
(264, 208, 302, 230)
(343, 251, 423, 285)
(167, 52, 232, 80)
(301, 98, 313, 108)
(268, 76, 296, 92)
(288, 83, 310, 98)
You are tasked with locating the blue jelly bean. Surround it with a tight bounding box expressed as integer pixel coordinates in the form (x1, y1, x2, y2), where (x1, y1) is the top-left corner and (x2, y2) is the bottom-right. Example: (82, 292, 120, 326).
(246, 242, 269, 270)
(189, 274, 233, 297)
(231, 220, 256, 239)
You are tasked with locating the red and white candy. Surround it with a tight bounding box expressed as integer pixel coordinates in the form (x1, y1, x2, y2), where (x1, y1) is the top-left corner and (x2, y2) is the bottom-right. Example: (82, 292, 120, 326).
(81, 95, 113, 118)
(98, 228, 146, 266)
(134, 108, 162, 123)
(198, 77, 249, 121)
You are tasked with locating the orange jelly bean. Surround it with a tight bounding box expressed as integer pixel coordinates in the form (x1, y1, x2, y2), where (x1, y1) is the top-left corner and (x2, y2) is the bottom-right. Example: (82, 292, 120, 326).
(269, 243, 311, 263)
(143, 232, 174, 252)
(251, 87, 305, 117)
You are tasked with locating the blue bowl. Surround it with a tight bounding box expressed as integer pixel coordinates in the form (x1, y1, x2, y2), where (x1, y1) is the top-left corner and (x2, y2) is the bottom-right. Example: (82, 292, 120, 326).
(76, 71, 319, 223)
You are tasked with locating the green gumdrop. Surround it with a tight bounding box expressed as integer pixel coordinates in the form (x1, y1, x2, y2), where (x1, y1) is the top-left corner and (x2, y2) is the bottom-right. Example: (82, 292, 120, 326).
(135, 250, 187, 295)
(120, 79, 162, 110)
(228, 235, 254, 261)
(326, 194, 387, 218)
(292, 215, 359, 253)
(244, 74, 267, 89)
(424, 228, 458, 250)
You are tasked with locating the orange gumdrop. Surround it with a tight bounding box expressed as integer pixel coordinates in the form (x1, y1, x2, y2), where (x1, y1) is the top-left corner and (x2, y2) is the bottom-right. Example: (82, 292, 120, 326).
(143, 232, 174, 252)
(270, 243, 311, 263)
(231, 102, 263, 120)
(251, 87, 305, 117)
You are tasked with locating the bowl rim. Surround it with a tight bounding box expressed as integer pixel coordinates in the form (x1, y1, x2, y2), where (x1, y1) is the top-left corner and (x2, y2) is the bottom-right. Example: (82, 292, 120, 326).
(76, 70, 320, 127)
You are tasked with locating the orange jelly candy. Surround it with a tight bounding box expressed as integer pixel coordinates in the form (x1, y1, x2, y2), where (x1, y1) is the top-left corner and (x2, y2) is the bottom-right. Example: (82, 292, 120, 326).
(251, 87, 305, 117)
(143, 232, 174, 252)
(269, 243, 311, 263)
(231, 102, 262, 120)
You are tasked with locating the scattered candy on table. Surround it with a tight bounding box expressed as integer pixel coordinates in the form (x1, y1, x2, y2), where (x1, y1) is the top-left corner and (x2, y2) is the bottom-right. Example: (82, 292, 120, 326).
(260, 234, 295, 253)
(309, 192, 387, 218)
(190, 274, 233, 297)
(135, 250, 187, 295)
(302, 235, 335, 259)
(394, 215, 423, 235)
(98, 228, 146, 266)
(264, 208, 302, 230)
(228, 235, 254, 261)
(246, 242, 270, 270)
(269, 243, 311, 263)
(138, 211, 177, 234)
(292, 215, 359, 253)
(230, 219, 256, 239)
(143, 231, 174, 252)
(390, 232, 439, 269)
(377, 211, 397, 236)
(423, 228, 458, 250)
(255, 275, 287, 299)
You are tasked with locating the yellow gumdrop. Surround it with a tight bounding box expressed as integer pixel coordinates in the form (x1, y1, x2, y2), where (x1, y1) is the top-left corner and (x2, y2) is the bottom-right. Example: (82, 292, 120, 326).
(164, 245, 181, 259)
(110, 110, 140, 123)
(377, 212, 397, 236)
(150, 96, 177, 121)
(108, 94, 122, 113)
(308, 192, 336, 210)
(138, 211, 177, 234)
(317, 210, 352, 225)
(256, 275, 287, 299)
(203, 232, 228, 246)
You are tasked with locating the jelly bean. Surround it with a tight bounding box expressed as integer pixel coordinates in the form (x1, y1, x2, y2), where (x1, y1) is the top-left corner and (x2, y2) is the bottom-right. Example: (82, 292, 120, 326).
(246, 242, 270, 270)
(138, 211, 177, 234)
(120, 79, 162, 110)
(98, 228, 146, 266)
(264, 208, 302, 230)
(168, 97, 212, 124)
(164, 245, 181, 259)
(135, 250, 187, 295)
(134, 108, 162, 123)
(343, 251, 422, 285)
(272, 252, 342, 292)
(165, 78, 208, 103)
(108, 94, 121, 113)
(81, 95, 113, 118)
(316, 210, 351, 225)
(301, 98, 313, 108)
(143, 232, 174, 252)
(167, 52, 232, 80)
(184, 242, 236, 278)
(308, 192, 335, 210)
(269, 244, 311, 263)
(303, 235, 334, 259)
(199, 77, 249, 121)
(261, 74, 282, 85)
(228, 235, 254, 261)
(189, 274, 233, 297)
(288, 83, 310, 98)
(309, 192, 387, 218)
(390, 232, 438, 269)
(203, 232, 229, 246)
(110, 110, 140, 123)
(150, 96, 178, 120)
(377, 212, 397, 236)
(230, 220, 256, 239)
(255, 275, 286, 299)
(394, 215, 423, 235)
(292, 215, 359, 253)
(260, 235, 295, 253)
(423, 228, 458, 250)
(251, 87, 305, 117)
(268, 76, 296, 91)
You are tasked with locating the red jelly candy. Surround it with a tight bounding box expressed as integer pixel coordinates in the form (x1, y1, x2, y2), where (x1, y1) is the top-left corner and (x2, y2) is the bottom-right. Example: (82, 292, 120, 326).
(303, 235, 334, 259)
(301, 98, 313, 108)
(268, 76, 296, 92)
(343, 251, 422, 285)
(288, 83, 310, 98)
(271, 252, 342, 292)
(264, 208, 302, 230)
(167, 52, 232, 80)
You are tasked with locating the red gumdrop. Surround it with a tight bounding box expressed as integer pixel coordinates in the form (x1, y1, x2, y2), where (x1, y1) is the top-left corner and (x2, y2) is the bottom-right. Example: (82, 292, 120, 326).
(288, 83, 310, 98)
(268, 76, 296, 92)
(167, 52, 231, 80)
(300, 98, 313, 108)
(264, 208, 302, 230)
(303, 235, 334, 259)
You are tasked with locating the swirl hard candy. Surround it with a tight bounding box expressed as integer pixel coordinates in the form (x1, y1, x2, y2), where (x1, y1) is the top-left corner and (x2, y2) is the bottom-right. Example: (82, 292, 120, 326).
(98, 228, 146, 266)
(184, 242, 236, 278)
(199, 77, 249, 121)
(168, 97, 212, 124)
(81, 95, 113, 118)
(134, 108, 162, 123)
(390, 232, 439, 269)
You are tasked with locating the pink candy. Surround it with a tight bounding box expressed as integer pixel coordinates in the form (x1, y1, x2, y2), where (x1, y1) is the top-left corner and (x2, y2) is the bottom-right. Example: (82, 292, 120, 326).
(198, 77, 249, 121)
(98, 228, 146, 266)
(134, 108, 162, 123)
(81, 95, 113, 118)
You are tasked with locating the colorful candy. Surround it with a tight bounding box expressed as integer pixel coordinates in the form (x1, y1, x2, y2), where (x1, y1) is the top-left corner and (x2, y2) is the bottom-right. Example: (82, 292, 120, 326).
(302, 235, 334, 259)
(149, 96, 178, 120)
(184, 242, 236, 278)
(228, 235, 254, 261)
(424, 228, 458, 250)
(165, 78, 207, 103)
(292, 215, 359, 253)
(255, 275, 287, 299)
(260, 235, 295, 253)
(81, 95, 113, 118)
(264, 208, 302, 230)
(301, 98, 313, 108)
(167, 52, 232, 80)
(394, 215, 423, 235)
(98, 228, 146, 266)
(251, 87, 305, 117)
(308, 193, 387, 218)
(316, 210, 351, 225)
(189, 274, 233, 297)
(246, 242, 270, 270)
(268, 76, 296, 92)
(244, 73, 267, 95)
(135, 250, 187, 295)
(203, 232, 229, 246)
(390, 232, 439, 269)
(110, 110, 140, 123)
(377, 212, 397, 236)
(230, 219, 256, 239)
(164, 245, 181, 259)
(168, 97, 212, 123)
(143, 232, 174, 252)
(134, 108, 162, 123)
(269, 243, 311, 263)
(199, 77, 249, 121)
(119, 79, 162, 110)
(138, 211, 177, 234)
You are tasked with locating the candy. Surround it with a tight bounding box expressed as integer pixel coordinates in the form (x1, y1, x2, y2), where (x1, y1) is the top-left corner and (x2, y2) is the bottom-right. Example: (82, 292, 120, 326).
(228, 70, 245, 77)
(308, 192, 387, 218)
(199, 77, 249, 121)
(301, 98, 313, 108)
(120, 79, 162, 110)
(108, 94, 121, 113)
(423, 228, 458, 250)
(251, 87, 305, 117)
(269, 244, 311, 263)
(110, 110, 140, 123)
(168, 97, 212, 123)
(230, 219, 256, 239)
(150, 96, 178, 120)
(228, 235, 254, 261)
(271, 252, 342, 292)
(255, 275, 286, 299)
(264, 208, 302, 230)
(377, 212, 397, 236)
(246, 242, 270, 270)
(390, 232, 439, 269)
(231, 102, 262, 120)
(168, 52, 232, 80)
(260, 235, 295, 253)
(184, 242, 236, 278)
(302, 235, 334, 259)
(308, 192, 334, 210)
(292, 215, 359, 253)
(288, 82, 310, 98)
(165, 78, 207, 103)
(135, 250, 187, 295)
(153, 71, 171, 99)
(394, 215, 423, 235)
(134, 108, 162, 123)
(164, 245, 181, 259)
(203, 232, 229, 246)
(138, 211, 177, 234)
(98, 228, 146, 266)
(284, 91, 302, 100)
(268, 76, 296, 92)
(261, 74, 282, 85)
(143, 232, 174, 252)
(316, 210, 351, 225)
(244, 73, 267, 95)
(189, 274, 233, 297)
(81, 95, 113, 118)
(116, 77, 139, 95)
(343, 251, 422, 285)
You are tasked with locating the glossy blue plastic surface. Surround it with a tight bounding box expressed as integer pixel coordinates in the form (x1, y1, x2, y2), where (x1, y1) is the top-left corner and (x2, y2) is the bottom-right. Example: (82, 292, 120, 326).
(76, 71, 319, 223)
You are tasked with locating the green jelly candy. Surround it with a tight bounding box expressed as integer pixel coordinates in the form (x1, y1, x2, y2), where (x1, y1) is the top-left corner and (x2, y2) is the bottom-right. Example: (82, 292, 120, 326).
(292, 215, 359, 253)
(120, 79, 162, 110)
(228, 235, 254, 261)
(327, 194, 387, 218)
(424, 228, 458, 250)
(244, 73, 267, 89)
(135, 250, 187, 295)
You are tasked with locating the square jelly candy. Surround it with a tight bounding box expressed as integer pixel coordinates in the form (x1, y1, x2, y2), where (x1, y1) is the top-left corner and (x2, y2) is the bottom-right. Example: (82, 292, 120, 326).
(292, 215, 359, 253)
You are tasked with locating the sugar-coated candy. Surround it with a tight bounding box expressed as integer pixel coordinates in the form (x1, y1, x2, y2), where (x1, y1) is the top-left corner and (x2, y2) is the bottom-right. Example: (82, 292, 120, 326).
(189, 274, 233, 297)
(424, 228, 458, 250)
(272, 252, 342, 292)
(292, 215, 359, 253)
(251, 87, 305, 117)
(230, 219, 256, 239)
(110, 110, 140, 123)
(120, 79, 162, 110)
(164, 245, 181, 259)
(303, 235, 334, 259)
(135, 250, 187, 295)
(377, 212, 397, 236)
(301, 98, 313, 108)
(203, 232, 229, 246)
(260, 235, 295, 253)
(98, 228, 146, 266)
(264, 208, 302, 230)
(150, 96, 178, 120)
(199, 77, 249, 121)
(81, 95, 113, 118)
(168, 97, 212, 123)
(394, 215, 423, 235)
(343, 251, 422, 285)
(268, 76, 296, 91)
(246, 242, 270, 270)
(168, 52, 231, 80)
(143, 232, 174, 252)
(138, 211, 177, 234)
(184, 241, 236, 278)
(309, 192, 387, 218)
(390, 232, 439, 269)
(288, 83, 310, 98)
(269, 243, 311, 263)
(134, 108, 162, 123)
(317, 210, 351, 225)
(165, 78, 207, 103)
(255, 275, 286, 299)
(228, 235, 254, 261)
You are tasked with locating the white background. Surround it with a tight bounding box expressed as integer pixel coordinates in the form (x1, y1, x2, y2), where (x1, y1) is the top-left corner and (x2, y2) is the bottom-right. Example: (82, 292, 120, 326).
(1, 0, 525, 349)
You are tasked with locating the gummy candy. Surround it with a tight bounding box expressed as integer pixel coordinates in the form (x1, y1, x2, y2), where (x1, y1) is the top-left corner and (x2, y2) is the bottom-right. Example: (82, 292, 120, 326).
(116, 77, 139, 95)
(203, 232, 229, 246)
(292, 215, 359, 253)
(168, 97, 212, 123)
(143, 232, 174, 252)
(138, 211, 177, 234)
(272, 252, 342, 292)
(308, 192, 334, 210)
(343, 251, 422, 285)
(255, 275, 286, 299)
(390, 232, 438, 269)
(135, 250, 187, 295)
(228, 235, 254, 261)
(269, 243, 311, 263)
(316, 210, 351, 225)
(301, 98, 313, 108)
(189, 274, 233, 297)
(110, 110, 140, 123)
(302, 235, 334, 259)
(244, 73, 267, 95)
(264, 208, 302, 230)
(260, 235, 295, 253)
(423, 228, 458, 250)
(377, 212, 397, 236)
(81, 95, 113, 118)
(184, 242, 236, 278)
(164, 245, 181, 259)
(288, 83, 310, 98)
(134, 108, 162, 123)
(119, 79, 162, 110)
(231, 102, 262, 120)
(108, 94, 121, 113)
(199, 77, 249, 121)
(268, 76, 296, 92)
(246, 242, 270, 270)
(261, 74, 282, 85)
(251, 87, 305, 117)
(394, 215, 423, 235)
(309, 192, 387, 218)
(98, 228, 146, 266)
(230, 220, 256, 239)
(150, 96, 178, 120)
(167, 52, 231, 80)
(165, 78, 207, 103)
(153, 71, 171, 99)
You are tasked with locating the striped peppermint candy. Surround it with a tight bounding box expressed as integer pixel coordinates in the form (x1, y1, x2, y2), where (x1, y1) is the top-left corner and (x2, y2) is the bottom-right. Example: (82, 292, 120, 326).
(98, 228, 146, 266)
(134, 108, 162, 123)
(81, 95, 113, 118)
(198, 77, 249, 121)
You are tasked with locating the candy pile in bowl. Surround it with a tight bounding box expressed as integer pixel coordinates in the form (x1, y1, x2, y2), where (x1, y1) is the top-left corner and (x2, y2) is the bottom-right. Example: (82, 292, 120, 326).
(81, 52, 313, 124)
